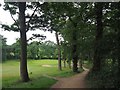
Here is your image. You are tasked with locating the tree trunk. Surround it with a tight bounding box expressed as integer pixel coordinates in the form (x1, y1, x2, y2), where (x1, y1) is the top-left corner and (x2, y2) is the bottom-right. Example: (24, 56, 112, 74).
(63, 58, 66, 68)
(68, 56, 71, 69)
(79, 59, 83, 69)
(117, 23, 120, 88)
(112, 58, 116, 66)
(117, 2, 120, 79)
(19, 2, 30, 82)
(55, 31, 62, 71)
(69, 17, 79, 72)
(92, 3, 103, 72)
(72, 30, 78, 72)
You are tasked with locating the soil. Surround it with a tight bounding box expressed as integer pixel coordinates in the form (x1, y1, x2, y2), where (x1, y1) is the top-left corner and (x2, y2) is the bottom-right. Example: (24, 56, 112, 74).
(51, 68, 89, 88)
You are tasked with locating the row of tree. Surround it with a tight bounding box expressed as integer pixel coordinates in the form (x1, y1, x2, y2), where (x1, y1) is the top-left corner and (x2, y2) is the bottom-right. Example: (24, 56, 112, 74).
(1, 2, 120, 87)
(1, 36, 58, 60)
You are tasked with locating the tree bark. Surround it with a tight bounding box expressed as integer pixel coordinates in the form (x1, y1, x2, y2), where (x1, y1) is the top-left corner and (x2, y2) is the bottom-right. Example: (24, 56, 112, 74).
(79, 59, 83, 69)
(92, 3, 103, 72)
(63, 58, 66, 68)
(55, 31, 62, 71)
(69, 17, 79, 72)
(117, 2, 120, 79)
(72, 30, 79, 72)
(19, 2, 30, 82)
(68, 57, 71, 69)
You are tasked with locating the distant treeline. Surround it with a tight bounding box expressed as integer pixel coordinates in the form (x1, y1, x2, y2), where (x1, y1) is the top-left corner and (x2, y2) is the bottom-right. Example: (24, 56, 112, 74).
(1, 36, 58, 61)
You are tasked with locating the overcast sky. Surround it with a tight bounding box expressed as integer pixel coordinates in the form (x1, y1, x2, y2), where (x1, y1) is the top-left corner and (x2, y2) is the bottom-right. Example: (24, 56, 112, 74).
(0, 0, 56, 45)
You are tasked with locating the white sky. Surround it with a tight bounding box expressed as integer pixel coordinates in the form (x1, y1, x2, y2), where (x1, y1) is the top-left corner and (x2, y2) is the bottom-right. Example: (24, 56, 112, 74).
(0, 0, 56, 45)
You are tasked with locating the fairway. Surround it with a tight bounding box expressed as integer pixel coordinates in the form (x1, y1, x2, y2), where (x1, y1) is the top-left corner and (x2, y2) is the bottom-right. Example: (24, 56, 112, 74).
(2, 59, 75, 88)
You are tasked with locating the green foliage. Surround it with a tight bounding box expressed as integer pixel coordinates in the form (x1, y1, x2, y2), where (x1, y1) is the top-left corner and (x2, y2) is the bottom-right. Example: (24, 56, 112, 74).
(86, 64, 120, 88)
(0, 35, 7, 61)
(27, 40, 57, 59)
(88, 55, 119, 87)
(4, 39, 57, 60)
(83, 60, 93, 69)
(86, 3, 120, 88)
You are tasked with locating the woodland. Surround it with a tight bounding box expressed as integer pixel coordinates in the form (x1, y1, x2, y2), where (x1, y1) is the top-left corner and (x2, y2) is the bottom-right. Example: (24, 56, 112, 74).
(0, 2, 120, 88)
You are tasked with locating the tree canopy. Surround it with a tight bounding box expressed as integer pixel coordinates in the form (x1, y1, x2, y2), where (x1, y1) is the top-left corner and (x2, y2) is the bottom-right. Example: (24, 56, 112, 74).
(1, 2, 120, 87)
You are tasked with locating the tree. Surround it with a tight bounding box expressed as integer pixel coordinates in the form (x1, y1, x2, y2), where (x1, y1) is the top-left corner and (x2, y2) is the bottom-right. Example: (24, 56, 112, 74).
(34, 2, 66, 70)
(5, 38, 21, 60)
(86, 2, 120, 88)
(116, 2, 120, 77)
(92, 3, 103, 72)
(0, 35, 7, 62)
(55, 31, 62, 70)
(27, 40, 57, 59)
(27, 41, 40, 59)
(117, 4, 120, 87)
(1, 2, 43, 82)
(19, 2, 29, 82)
(44, 41, 57, 59)
(39, 3, 80, 72)
(110, 3, 120, 86)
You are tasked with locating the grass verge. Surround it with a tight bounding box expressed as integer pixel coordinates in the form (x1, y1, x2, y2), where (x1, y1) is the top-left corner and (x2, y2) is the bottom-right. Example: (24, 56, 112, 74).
(2, 59, 76, 88)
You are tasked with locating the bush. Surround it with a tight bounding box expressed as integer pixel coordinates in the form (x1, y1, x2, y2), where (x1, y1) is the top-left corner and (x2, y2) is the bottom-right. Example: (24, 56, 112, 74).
(86, 65, 120, 88)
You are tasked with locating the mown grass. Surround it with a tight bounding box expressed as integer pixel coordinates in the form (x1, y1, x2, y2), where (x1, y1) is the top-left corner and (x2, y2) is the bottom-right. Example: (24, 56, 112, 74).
(5, 76, 57, 88)
(2, 59, 75, 88)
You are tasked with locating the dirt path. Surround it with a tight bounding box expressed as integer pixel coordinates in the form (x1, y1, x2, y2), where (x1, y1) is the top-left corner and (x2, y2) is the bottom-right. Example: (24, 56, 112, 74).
(51, 68, 89, 88)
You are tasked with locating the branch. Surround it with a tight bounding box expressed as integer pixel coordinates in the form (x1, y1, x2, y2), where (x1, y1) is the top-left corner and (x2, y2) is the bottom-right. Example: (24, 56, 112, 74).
(26, 5, 39, 32)
(27, 34, 46, 42)
(68, 16, 77, 27)
(7, 4, 20, 30)
(10, 12, 20, 30)
(53, 19, 67, 32)
(59, 20, 67, 28)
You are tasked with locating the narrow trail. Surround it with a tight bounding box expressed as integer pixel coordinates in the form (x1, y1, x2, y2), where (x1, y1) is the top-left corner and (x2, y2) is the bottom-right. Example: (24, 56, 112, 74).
(51, 68, 89, 88)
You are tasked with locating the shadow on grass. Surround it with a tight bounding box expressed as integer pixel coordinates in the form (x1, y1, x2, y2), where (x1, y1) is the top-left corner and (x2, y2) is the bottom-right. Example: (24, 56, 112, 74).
(3, 76, 57, 88)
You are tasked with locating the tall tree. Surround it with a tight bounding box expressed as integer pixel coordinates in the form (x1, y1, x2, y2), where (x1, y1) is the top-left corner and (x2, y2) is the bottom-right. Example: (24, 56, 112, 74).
(0, 35, 7, 62)
(117, 4, 120, 87)
(117, 2, 120, 77)
(35, 3, 67, 70)
(19, 2, 30, 82)
(69, 17, 79, 72)
(92, 3, 103, 72)
(61, 3, 92, 72)
(2, 2, 42, 82)
(55, 31, 62, 70)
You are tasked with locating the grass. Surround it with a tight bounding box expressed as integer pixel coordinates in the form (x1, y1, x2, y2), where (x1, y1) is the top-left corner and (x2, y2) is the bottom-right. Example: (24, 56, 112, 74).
(7, 77, 57, 88)
(2, 59, 76, 88)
